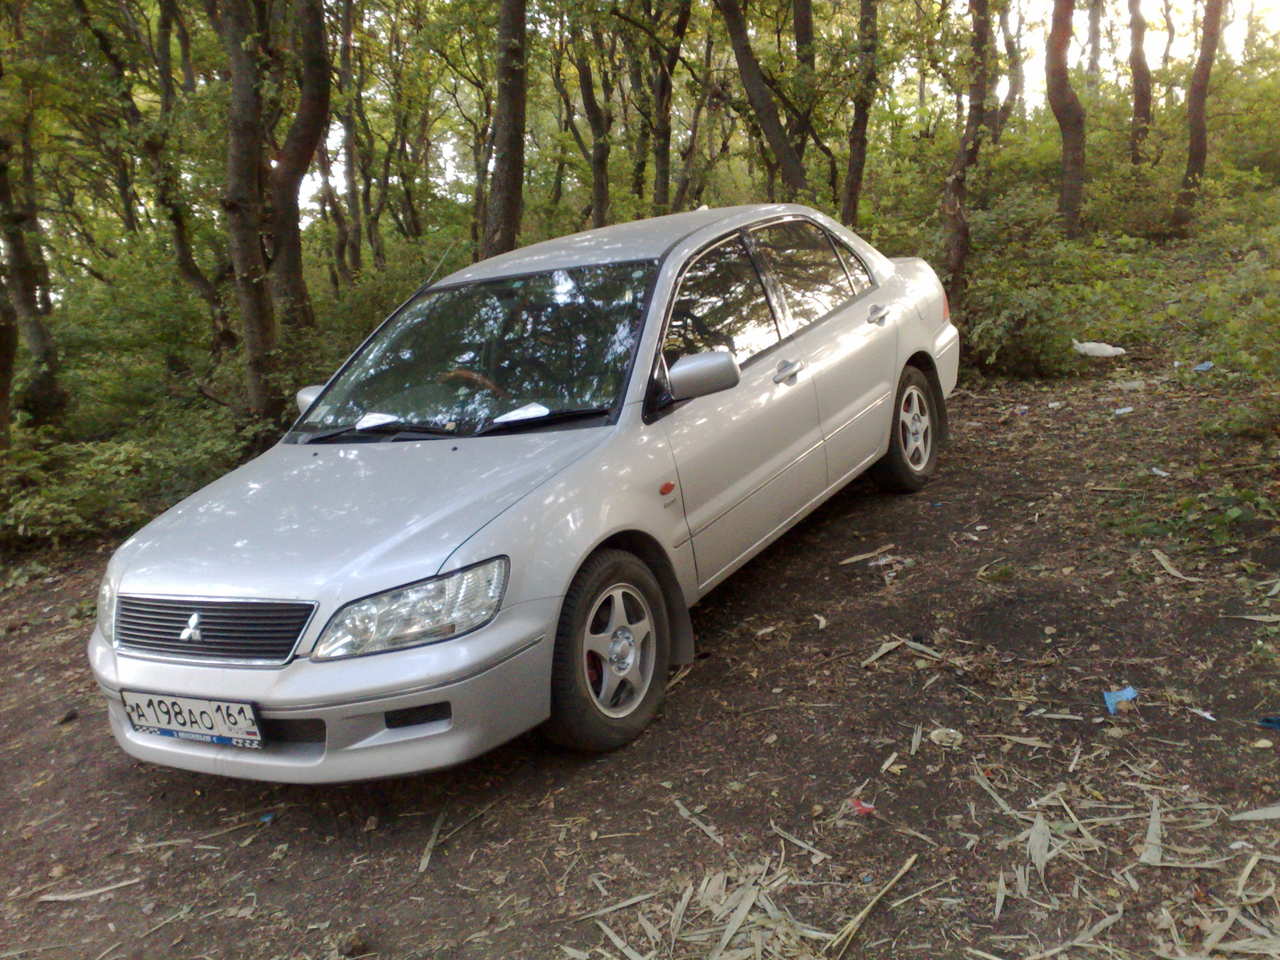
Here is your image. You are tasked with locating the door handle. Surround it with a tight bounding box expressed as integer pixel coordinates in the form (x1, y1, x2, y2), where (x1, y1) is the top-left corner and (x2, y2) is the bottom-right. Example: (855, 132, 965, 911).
(867, 304, 890, 326)
(772, 358, 805, 383)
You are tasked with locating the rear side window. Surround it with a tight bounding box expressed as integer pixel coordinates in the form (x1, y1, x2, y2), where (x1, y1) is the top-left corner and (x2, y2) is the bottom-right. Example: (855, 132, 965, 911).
(751, 221, 853, 333)
(664, 236, 780, 366)
(833, 239, 874, 294)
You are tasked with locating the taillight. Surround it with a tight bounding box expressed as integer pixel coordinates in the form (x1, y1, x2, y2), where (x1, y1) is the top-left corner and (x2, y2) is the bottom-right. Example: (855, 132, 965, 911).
(942, 291, 951, 323)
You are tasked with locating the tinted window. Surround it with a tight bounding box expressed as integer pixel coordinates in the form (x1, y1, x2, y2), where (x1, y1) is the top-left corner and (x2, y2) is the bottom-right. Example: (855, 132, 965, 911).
(751, 221, 853, 332)
(664, 237, 780, 366)
(834, 239, 874, 294)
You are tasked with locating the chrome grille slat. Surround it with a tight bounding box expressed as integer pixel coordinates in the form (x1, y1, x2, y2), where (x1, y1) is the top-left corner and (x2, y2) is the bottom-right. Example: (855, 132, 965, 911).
(115, 596, 315, 663)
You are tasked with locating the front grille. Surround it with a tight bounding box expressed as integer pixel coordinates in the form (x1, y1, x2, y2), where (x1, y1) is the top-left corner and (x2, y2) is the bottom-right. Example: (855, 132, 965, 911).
(115, 596, 316, 663)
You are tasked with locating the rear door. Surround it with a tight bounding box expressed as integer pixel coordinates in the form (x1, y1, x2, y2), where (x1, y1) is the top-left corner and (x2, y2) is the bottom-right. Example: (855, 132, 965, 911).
(658, 234, 826, 590)
(748, 220, 898, 484)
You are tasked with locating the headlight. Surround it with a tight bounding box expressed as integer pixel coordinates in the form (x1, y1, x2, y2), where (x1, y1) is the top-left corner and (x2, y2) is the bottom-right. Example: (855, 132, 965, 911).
(96, 575, 116, 644)
(311, 558, 509, 661)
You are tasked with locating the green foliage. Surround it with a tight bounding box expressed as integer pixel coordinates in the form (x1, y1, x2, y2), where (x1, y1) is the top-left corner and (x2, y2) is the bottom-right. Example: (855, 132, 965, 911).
(0, 407, 244, 549)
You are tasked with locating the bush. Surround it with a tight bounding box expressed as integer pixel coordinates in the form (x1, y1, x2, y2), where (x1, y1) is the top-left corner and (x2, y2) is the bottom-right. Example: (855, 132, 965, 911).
(1, 405, 246, 550)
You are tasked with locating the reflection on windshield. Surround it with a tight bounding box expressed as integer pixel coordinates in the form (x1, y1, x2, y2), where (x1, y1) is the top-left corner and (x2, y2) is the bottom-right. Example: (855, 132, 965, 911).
(294, 260, 657, 438)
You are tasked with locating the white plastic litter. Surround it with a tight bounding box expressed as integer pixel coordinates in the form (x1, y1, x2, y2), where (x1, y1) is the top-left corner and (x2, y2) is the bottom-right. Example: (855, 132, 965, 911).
(1073, 339, 1127, 358)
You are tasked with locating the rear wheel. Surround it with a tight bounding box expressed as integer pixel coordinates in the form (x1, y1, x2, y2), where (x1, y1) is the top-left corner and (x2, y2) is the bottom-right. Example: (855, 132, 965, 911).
(870, 366, 940, 492)
(544, 550, 671, 752)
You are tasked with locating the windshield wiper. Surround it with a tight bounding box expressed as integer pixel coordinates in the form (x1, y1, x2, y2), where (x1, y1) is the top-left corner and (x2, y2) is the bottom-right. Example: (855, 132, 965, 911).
(301, 420, 457, 444)
(473, 406, 612, 437)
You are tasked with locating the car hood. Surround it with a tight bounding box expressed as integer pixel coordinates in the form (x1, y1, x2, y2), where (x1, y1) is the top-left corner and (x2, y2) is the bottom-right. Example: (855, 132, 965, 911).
(112, 429, 608, 602)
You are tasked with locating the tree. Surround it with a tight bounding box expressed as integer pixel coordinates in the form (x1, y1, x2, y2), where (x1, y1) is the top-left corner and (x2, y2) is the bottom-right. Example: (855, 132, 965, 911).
(0, 119, 66, 425)
(1128, 0, 1152, 163)
(0, 280, 15, 449)
(942, 0, 992, 308)
(714, 0, 808, 199)
(204, 0, 330, 417)
(482, 0, 526, 257)
(840, 0, 878, 226)
(1173, 0, 1225, 227)
(1047, 0, 1087, 236)
(1087, 0, 1104, 91)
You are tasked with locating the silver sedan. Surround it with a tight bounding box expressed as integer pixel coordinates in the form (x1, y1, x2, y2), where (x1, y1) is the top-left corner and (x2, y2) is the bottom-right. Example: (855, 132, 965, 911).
(89, 203, 959, 782)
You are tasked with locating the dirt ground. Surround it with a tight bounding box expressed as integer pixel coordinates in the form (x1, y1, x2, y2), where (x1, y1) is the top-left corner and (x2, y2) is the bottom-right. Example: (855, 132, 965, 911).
(2, 362, 1278, 960)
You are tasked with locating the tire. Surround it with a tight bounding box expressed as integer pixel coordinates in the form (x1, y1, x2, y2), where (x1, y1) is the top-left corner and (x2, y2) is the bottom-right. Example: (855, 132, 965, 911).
(870, 366, 941, 493)
(543, 549, 672, 752)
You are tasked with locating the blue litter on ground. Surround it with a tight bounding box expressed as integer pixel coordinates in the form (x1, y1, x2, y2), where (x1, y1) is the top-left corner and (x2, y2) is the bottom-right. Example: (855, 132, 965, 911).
(1103, 686, 1139, 714)
(1193, 360, 1215, 372)
(1259, 717, 1280, 731)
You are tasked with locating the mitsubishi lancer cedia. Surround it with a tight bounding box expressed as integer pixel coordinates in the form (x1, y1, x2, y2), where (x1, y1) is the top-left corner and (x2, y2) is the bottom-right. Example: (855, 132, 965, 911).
(89, 204, 959, 783)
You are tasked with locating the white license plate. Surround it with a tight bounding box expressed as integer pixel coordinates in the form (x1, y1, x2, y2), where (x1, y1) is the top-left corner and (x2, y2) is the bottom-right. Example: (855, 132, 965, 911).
(122, 691, 263, 749)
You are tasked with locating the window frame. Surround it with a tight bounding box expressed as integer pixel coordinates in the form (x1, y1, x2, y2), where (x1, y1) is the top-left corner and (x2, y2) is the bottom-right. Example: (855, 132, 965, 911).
(745, 215, 881, 343)
(643, 228, 790, 422)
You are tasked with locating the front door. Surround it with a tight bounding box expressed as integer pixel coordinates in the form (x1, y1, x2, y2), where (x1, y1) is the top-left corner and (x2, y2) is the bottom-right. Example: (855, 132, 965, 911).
(658, 234, 826, 591)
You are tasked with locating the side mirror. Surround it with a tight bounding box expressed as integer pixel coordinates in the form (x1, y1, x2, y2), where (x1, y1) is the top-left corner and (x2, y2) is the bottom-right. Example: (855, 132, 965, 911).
(295, 384, 323, 416)
(668, 351, 740, 402)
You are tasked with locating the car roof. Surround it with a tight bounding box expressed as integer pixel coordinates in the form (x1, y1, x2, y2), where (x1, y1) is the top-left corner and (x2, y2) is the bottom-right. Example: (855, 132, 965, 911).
(435, 203, 811, 286)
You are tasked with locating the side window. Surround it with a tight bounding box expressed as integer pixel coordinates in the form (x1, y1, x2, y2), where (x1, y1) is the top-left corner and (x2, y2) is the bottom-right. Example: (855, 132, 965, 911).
(750, 221, 855, 334)
(833, 238, 874, 295)
(664, 237, 781, 367)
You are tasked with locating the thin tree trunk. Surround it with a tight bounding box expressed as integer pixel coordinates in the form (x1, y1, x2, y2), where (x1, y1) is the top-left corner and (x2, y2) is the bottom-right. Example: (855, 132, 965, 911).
(0, 132, 65, 425)
(207, 0, 277, 418)
(573, 38, 612, 229)
(840, 0, 878, 226)
(0, 283, 16, 449)
(1173, 0, 1224, 227)
(995, 2, 1024, 139)
(1087, 0, 1104, 90)
(649, 0, 691, 216)
(1047, 0, 1087, 236)
(339, 0, 363, 275)
(715, 0, 808, 198)
(941, 0, 992, 310)
(266, 0, 329, 330)
(482, 0, 526, 258)
(1128, 0, 1152, 163)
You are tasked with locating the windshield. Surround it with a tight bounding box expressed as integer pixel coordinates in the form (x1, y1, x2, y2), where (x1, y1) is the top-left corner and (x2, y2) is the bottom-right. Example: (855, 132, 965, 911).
(292, 260, 658, 440)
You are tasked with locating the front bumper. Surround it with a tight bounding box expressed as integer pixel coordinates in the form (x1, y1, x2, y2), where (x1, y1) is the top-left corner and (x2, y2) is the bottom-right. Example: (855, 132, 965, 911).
(89, 597, 559, 783)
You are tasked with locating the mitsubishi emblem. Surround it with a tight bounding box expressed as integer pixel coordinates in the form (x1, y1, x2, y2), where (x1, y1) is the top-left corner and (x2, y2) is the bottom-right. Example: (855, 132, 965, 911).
(179, 612, 202, 643)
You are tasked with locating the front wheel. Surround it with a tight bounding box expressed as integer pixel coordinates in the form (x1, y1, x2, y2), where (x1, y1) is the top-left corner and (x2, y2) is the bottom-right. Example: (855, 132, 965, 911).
(870, 366, 941, 493)
(543, 550, 671, 752)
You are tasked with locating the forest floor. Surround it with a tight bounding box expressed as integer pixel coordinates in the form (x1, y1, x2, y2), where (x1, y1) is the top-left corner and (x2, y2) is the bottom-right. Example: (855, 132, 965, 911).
(1, 357, 1278, 960)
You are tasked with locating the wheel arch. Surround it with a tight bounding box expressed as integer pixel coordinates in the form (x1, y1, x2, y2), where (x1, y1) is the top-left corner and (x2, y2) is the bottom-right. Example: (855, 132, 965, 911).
(905, 351, 950, 445)
(587, 530, 696, 666)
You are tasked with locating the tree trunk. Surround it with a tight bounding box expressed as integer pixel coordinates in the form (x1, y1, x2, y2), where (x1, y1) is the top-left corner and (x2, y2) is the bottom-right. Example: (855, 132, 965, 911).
(648, 0, 691, 216)
(0, 132, 66, 425)
(1128, 0, 1152, 163)
(266, 0, 329, 331)
(941, 0, 992, 310)
(573, 39, 612, 229)
(1173, 0, 1225, 227)
(339, 0, 363, 275)
(995, 2, 1024, 139)
(208, 0, 277, 418)
(1087, 0, 1104, 90)
(715, 0, 808, 198)
(0, 284, 16, 450)
(840, 0, 878, 226)
(1047, 0, 1087, 236)
(482, 0, 526, 258)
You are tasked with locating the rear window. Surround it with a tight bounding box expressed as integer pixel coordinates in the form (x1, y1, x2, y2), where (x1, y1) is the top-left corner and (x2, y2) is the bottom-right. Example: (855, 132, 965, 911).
(750, 221, 853, 334)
